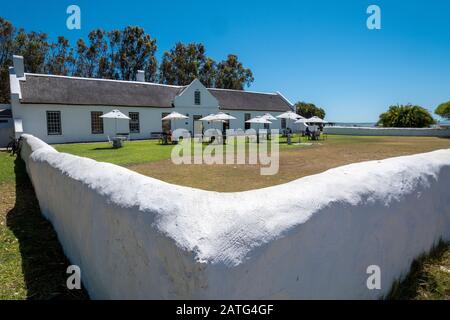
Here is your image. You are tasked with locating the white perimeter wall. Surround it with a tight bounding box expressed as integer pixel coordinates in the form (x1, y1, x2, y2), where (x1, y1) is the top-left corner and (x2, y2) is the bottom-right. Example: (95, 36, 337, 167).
(325, 126, 450, 137)
(13, 103, 287, 144)
(20, 134, 450, 299)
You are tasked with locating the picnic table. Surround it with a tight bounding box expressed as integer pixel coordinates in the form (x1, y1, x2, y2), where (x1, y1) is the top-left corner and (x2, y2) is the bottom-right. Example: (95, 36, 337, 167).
(112, 136, 127, 148)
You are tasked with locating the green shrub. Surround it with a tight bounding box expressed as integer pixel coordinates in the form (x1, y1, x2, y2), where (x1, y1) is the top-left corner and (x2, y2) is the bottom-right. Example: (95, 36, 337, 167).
(435, 101, 450, 120)
(377, 104, 435, 128)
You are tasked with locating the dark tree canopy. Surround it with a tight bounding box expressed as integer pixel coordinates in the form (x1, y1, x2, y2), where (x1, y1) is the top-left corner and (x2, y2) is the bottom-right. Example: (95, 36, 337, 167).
(159, 42, 210, 86)
(377, 104, 435, 128)
(109, 26, 158, 82)
(0, 16, 254, 103)
(45, 36, 75, 76)
(215, 54, 254, 90)
(0, 17, 15, 103)
(435, 101, 450, 119)
(295, 102, 326, 119)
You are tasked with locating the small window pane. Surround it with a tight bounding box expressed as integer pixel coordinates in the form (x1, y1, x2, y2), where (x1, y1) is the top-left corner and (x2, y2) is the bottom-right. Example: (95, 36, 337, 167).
(129, 112, 140, 133)
(46, 111, 61, 135)
(194, 91, 201, 105)
(91, 111, 104, 134)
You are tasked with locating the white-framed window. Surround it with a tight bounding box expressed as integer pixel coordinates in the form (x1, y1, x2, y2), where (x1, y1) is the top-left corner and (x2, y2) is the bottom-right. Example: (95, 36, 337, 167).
(46, 111, 61, 135)
(91, 111, 104, 134)
(194, 90, 201, 105)
(129, 112, 140, 133)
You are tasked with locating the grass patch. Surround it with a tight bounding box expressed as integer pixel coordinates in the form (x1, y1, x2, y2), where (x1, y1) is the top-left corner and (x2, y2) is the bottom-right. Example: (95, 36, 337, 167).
(54, 139, 174, 166)
(388, 240, 450, 300)
(0, 151, 88, 300)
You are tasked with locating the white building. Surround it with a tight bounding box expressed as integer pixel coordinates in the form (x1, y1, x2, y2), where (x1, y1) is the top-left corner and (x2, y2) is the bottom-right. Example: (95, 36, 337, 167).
(8, 55, 294, 144)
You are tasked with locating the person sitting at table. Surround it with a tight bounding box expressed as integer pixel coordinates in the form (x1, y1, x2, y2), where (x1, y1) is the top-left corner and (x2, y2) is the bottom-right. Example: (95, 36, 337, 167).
(305, 126, 311, 139)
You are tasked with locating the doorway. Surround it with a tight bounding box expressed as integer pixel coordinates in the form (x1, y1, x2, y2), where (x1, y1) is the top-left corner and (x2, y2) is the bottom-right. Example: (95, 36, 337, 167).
(193, 115, 203, 137)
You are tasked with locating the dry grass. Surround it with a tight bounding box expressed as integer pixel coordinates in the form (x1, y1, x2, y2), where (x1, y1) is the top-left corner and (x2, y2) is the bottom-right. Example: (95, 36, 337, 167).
(127, 135, 450, 192)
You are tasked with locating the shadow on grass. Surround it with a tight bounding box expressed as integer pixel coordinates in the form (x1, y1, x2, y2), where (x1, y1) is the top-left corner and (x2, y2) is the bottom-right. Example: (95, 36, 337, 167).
(92, 147, 117, 150)
(6, 156, 89, 300)
(387, 240, 449, 300)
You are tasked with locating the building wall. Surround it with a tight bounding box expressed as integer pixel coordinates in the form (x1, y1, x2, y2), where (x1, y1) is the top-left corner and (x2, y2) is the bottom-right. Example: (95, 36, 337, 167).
(12, 102, 288, 144)
(20, 134, 450, 299)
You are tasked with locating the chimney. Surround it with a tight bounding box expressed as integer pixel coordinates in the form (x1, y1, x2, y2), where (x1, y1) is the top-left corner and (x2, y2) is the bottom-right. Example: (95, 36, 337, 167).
(136, 70, 145, 82)
(13, 55, 25, 78)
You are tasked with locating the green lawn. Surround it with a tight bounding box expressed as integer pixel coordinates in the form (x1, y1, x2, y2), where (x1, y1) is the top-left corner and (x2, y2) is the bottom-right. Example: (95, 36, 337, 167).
(52, 134, 386, 166)
(0, 152, 21, 184)
(54, 139, 174, 166)
(0, 151, 88, 300)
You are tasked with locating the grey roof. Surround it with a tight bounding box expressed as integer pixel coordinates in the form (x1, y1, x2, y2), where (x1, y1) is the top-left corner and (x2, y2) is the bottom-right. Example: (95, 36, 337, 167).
(20, 75, 184, 108)
(210, 89, 292, 112)
(19, 74, 292, 112)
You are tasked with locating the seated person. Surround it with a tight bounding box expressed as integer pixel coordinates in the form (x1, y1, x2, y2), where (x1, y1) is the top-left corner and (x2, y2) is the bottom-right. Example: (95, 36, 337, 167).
(305, 126, 311, 137)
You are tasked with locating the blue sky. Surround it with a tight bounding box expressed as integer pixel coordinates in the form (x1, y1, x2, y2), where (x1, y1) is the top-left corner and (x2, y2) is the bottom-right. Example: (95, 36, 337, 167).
(2, 0, 449, 122)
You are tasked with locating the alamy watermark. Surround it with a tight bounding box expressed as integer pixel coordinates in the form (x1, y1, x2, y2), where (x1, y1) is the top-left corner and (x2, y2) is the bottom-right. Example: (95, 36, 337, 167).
(170, 128, 280, 176)
(366, 265, 381, 290)
(367, 5, 381, 30)
(66, 5, 81, 30)
(66, 265, 81, 290)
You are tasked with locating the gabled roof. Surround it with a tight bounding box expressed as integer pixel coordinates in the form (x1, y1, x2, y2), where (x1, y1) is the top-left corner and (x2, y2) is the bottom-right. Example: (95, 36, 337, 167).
(18, 74, 293, 112)
(209, 88, 292, 112)
(20, 74, 185, 108)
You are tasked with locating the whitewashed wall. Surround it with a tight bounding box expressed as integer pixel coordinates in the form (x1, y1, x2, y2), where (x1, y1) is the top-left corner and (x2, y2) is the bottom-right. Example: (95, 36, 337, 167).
(325, 126, 450, 137)
(12, 103, 287, 144)
(20, 134, 450, 299)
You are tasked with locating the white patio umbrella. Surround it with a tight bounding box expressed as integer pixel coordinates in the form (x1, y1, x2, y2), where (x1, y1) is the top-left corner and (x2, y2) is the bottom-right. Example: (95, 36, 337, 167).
(261, 113, 277, 134)
(261, 113, 277, 121)
(246, 116, 273, 126)
(199, 114, 216, 121)
(209, 112, 236, 134)
(246, 116, 272, 143)
(100, 109, 131, 136)
(277, 111, 304, 134)
(276, 111, 303, 121)
(161, 111, 189, 131)
(306, 116, 327, 124)
(211, 112, 237, 121)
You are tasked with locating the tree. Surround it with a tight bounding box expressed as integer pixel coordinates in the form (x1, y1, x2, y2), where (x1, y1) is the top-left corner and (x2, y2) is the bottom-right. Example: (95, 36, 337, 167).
(295, 102, 326, 119)
(215, 54, 253, 90)
(109, 26, 158, 82)
(74, 29, 108, 78)
(199, 57, 216, 87)
(45, 36, 75, 76)
(159, 42, 210, 86)
(14, 30, 49, 73)
(435, 101, 450, 119)
(377, 104, 435, 128)
(0, 17, 15, 103)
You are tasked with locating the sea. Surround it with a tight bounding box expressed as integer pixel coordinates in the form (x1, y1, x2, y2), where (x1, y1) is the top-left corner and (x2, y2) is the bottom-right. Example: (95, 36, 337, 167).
(331, 121, 450, 127)
(332, 122, 376, 127)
